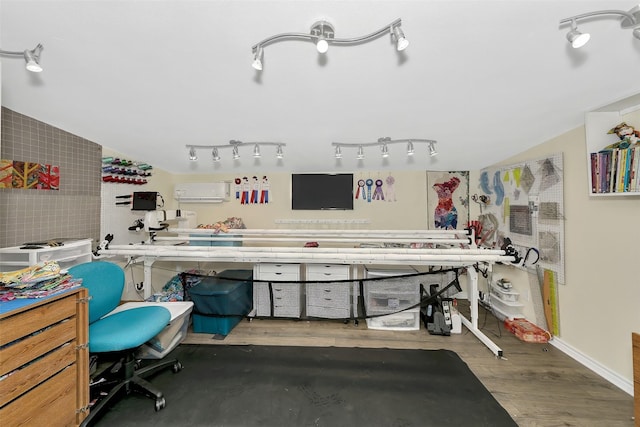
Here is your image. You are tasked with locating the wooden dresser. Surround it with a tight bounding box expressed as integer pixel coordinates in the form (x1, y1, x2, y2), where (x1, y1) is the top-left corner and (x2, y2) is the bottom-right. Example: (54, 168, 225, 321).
(633, 332, 639, 427)
(0, 288, 89, 427)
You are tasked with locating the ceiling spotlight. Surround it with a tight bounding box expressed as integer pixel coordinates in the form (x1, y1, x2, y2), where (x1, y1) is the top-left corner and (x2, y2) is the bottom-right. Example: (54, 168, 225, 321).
(252, 46, 263, 71)
(407, 141, 415, 156)
(189, 147, 198, 161)
(381, 144, 389, 158)
(311, 21, 334, 54)
(253, 144, 261, 158)
(335, 145, 342, 159)
(0, 43, 43, 72)
(276, 144, 284, 159)
(428, 142, 438, 157)
(392, 26, 409, 51)
(560, 7, 640, 48)
(357, 146, 365, 160)
(566, 20, 590, 48)
(232, 145, 240, 160)
(212, 147, 220, 162)
(251, 18, 406, 70)
(24, 45, 43, 72)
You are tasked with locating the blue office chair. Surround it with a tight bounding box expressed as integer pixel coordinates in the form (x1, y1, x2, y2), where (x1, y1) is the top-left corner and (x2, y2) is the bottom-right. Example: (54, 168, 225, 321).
(68, 261, 183, 426)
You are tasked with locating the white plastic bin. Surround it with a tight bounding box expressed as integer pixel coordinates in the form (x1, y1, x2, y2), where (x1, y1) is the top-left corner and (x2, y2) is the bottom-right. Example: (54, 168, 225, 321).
(106, 301, 194, 359)
(489, 294, 523, 321)
(364, 265, 420, 331)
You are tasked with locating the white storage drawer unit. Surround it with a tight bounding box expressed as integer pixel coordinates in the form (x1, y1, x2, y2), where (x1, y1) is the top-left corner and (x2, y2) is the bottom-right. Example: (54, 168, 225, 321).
(0, 239, 93, 272)
(305, 264, 351, 318)
(253, 263, 302, 318)
(364, 265, 420, 331)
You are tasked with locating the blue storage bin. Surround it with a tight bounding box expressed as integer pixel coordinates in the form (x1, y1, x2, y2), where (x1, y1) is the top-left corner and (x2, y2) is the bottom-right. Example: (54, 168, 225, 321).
(189, 234, 242, 246)
(188, 269, 253, 335)
(192, 313, 241, 335)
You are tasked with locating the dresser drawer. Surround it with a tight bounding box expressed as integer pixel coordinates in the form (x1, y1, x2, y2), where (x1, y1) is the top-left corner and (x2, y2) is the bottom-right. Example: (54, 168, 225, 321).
(256, 272, 299, 281)
(306, 306, 350, 318)
(0, 364, 78, 427)
(0, 317, 76, 377)
(255, 263, 300, 276)
(0, 293, 77, 346)
(306, 264, 350, 279)
(0, 342, 76, 407)
(306, 283, 350, 302)
(255, 283, 301, 317)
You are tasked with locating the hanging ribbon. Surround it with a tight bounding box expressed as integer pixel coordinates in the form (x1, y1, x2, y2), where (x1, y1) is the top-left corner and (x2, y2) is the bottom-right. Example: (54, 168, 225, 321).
(373, 179, 385, 201)
(365, 178, 373, 202)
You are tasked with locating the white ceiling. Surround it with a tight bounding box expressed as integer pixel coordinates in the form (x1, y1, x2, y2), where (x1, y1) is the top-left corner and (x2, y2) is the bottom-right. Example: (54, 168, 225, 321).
(1, 1, 639, 175)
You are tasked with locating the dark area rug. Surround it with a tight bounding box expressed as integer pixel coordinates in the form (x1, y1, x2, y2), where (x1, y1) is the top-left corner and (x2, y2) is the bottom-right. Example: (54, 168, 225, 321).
(95, 344, 516, 427)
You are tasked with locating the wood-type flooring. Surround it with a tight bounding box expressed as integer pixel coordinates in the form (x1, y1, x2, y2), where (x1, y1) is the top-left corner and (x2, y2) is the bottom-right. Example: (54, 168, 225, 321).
(183, 306, 634, 427)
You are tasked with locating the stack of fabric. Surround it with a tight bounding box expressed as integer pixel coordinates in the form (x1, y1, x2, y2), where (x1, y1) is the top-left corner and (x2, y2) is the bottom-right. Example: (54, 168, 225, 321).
(0, 261, 82, 301)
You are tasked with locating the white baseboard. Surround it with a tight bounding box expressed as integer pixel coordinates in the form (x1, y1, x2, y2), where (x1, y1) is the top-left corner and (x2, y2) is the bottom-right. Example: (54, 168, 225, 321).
(550, 337, 633, 396)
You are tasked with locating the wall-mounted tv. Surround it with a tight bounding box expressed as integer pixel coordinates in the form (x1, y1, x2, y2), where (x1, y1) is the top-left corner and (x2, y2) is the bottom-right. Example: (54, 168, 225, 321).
(291, 173, 354, 210)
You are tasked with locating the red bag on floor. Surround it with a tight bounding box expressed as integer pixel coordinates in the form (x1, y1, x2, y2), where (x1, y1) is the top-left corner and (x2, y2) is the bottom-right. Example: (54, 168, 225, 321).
(504, 318, 551, 343)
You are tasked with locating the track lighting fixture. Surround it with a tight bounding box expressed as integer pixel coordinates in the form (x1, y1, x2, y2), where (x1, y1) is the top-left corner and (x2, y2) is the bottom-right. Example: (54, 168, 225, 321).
(428, 141, 438, 157)
(252, 46, 264, 70)
(566, 20, 591, 48)
(381, 143, 389, 158)
(392, 26, 409, 51)
(0, 44, 44, 72)
(186, 141, 286, 164)
(312, 21, 334, 53)
(251, 18, 408, 70)
(332, 138, 438, 160)
(560, 5, 640, 48)
(407, 141, 415, 156)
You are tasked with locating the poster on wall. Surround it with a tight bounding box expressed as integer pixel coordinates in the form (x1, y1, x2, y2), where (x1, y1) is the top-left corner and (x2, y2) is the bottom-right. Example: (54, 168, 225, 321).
(426, 171, 469, 230)
(236, 175, 271, 205)
(0, 159, 60, 190)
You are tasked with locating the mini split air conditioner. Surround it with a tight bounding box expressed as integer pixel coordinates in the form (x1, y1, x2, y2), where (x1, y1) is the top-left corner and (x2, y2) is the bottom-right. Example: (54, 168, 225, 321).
(174, 182, 230, 203)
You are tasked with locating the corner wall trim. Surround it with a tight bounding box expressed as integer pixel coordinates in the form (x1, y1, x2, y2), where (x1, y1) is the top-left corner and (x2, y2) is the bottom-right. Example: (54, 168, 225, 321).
(550, 337, 633, 396)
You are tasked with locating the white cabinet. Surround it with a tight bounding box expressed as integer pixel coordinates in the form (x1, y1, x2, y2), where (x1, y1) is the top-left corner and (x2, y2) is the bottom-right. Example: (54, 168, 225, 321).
(0, 239, 93, 272)
(585, 94, 640, 196)
(305, 264, 351, 319)
(252, 263, 302, 318)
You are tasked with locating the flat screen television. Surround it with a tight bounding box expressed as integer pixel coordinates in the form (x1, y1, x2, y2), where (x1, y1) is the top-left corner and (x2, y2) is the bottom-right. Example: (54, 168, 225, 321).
(291, 173, 354, 210)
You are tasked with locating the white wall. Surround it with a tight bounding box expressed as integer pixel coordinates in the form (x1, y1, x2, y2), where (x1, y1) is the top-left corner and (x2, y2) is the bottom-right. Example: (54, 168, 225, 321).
(103, 114, 640, 389)
(489, 110, 640, 391)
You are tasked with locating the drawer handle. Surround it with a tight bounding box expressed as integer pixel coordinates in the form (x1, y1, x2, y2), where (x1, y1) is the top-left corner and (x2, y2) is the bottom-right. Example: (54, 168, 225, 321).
(323, 289, 332, 293)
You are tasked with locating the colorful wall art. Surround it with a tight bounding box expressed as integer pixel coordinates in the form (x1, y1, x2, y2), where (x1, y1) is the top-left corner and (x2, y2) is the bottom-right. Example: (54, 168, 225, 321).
(0, 159, 60, 190)
(427, 171, 470, 230)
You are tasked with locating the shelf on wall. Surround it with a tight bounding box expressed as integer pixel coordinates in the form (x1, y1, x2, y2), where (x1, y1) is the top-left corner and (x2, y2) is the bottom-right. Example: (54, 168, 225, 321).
(585, 94, 640, 197)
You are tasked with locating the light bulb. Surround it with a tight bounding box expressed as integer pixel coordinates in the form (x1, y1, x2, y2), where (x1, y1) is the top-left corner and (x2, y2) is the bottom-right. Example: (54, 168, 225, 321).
(316, 38, 329, 53)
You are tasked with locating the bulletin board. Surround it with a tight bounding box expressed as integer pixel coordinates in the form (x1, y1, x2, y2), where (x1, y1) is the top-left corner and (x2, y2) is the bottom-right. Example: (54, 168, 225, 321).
(476, 153, 565, 284)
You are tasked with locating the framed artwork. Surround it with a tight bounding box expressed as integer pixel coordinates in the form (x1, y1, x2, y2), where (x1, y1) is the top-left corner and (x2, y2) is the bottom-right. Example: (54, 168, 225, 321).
(427, 171, 469, 230)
